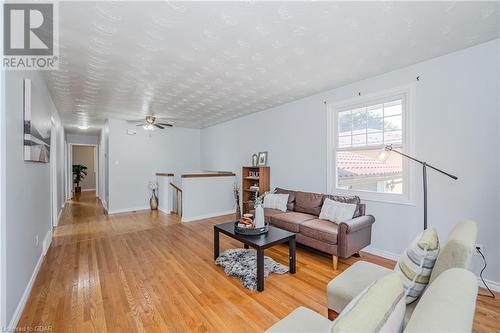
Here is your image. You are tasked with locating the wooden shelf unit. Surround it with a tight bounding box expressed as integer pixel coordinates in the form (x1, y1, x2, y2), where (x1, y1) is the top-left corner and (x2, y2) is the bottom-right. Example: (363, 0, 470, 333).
(242, 166, 270, 213)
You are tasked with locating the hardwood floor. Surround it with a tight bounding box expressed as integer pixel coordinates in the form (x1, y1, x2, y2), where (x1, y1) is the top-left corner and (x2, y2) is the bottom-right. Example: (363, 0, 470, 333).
(17, 191, 499, 332)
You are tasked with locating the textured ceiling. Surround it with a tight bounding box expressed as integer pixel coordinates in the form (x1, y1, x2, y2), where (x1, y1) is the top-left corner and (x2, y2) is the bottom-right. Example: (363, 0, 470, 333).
(46, 1, 500, 131)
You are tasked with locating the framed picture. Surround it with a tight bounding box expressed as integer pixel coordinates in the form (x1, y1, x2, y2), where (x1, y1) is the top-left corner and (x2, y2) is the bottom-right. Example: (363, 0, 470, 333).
(257, 151, 268, 166)
(23, 79, 51, 162)
(251, 153, 258, 166)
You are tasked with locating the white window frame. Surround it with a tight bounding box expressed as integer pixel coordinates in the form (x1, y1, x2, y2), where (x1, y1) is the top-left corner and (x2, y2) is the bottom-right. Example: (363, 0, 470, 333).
(326, 85, 416, 205)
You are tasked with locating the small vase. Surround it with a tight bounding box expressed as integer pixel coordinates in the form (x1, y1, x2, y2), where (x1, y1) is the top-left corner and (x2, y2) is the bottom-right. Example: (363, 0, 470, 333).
(150, 189, 158, 210)
(254, 204, 265, 228)
(235, 203, 241, 220)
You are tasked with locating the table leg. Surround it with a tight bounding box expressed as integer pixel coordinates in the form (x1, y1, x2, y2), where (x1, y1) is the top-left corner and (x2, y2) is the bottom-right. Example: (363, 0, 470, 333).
(257, 248, 264, 291)
(289, 237, 296, 274)
(214, 229, 219, 261)
(244, 244, 249, 249)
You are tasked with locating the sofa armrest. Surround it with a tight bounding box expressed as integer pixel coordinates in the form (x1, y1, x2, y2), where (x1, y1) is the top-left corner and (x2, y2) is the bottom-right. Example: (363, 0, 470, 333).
(340, 215, 375, 234)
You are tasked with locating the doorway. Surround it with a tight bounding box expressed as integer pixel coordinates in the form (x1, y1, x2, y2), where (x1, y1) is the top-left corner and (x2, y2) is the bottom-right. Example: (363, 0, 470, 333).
(71, 144, 98, 198)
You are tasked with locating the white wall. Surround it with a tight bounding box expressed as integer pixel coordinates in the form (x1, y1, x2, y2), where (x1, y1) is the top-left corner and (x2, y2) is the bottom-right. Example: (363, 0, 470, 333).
(107, 119, 200, 213)
(3, 70, 65, 327)
(66, 133, 98, 145)
(201, 39, 500, 284)
(181, 175, 236, 222)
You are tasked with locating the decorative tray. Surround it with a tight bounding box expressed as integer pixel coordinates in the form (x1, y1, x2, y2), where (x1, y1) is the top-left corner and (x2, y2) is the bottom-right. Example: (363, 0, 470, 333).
(234, 222, 269, 236)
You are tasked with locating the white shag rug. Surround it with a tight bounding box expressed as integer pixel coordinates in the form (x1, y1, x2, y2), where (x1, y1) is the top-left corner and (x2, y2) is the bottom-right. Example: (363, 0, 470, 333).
(215, 248, 288, 290)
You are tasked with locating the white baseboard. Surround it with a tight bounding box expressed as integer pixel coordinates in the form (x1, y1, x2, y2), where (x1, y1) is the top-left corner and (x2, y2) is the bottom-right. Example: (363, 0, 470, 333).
(54, 208, 63, 227)
(107, 205, 150, 215)
(81, 188, 96, 192)
(7, 250, 45, 329)
(182, 210, 235, 223)
(42, 228, 52, 255)
(362, 246, 400, 262)
(158, 207, 171, 214)
(101, 199, 108, 211)
(478, 277, 500, 293)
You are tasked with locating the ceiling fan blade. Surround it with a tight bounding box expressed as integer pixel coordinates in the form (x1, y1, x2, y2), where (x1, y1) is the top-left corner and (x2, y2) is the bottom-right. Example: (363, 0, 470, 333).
(136, 123, 145, 126)
(127, 119, 145, 123)
(156, 123, 173, 127)
(154, 124, 165, 129)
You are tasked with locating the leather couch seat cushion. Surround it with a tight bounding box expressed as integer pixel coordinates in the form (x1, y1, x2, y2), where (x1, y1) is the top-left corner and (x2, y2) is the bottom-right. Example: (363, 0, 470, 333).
(300, 219, 339, 245)
(271, 212, 317, 232)
(294, 191, 324, 216)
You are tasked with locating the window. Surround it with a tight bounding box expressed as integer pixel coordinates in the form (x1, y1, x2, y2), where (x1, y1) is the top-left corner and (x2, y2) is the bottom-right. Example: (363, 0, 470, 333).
(327, 87, 414, 204)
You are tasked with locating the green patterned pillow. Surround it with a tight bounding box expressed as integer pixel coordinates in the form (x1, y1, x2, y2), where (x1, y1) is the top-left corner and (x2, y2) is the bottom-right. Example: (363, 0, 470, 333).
(394, 228, 440, 304)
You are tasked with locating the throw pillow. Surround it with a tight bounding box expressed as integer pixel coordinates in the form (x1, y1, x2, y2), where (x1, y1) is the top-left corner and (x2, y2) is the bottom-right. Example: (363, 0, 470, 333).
(319, 198, 357, 223)
(332, 272, 406, 333)
(394, 228, 440, 304)
(263, 193, 289, 212)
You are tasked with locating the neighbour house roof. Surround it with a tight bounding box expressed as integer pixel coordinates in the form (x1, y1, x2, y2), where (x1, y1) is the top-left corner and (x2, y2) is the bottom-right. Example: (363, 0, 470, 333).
(337, 151, 401, 178)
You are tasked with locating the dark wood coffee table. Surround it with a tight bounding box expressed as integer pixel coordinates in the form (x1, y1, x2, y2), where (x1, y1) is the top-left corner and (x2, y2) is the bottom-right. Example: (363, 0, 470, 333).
(214, 221, 296, 291)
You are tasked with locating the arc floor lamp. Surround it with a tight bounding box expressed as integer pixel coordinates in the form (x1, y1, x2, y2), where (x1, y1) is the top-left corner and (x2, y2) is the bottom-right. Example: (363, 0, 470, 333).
(379, 145, 458, 230)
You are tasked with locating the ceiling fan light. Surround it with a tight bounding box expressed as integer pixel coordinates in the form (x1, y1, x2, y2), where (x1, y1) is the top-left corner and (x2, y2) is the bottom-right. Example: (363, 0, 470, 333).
(143, 124, 155, 131)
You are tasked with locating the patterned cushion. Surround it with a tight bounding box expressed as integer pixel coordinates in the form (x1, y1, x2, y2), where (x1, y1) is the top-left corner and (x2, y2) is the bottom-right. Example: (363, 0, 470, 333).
(331, 272, 406, 333)
(319, 198, 357, 223)
(275, 187, 296, 211)
(325, 194, 362, 217)
(394, 228, 440, 304)
(263, 193, 289, 212)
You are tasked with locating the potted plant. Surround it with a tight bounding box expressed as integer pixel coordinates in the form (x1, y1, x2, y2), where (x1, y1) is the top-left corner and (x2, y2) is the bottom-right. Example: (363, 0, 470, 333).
(73, 164, 88, 193)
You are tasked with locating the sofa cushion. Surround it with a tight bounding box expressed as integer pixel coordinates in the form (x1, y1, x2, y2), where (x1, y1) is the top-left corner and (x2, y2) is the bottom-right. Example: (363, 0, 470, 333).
(332, 272, 405, 333)
(270, 212, 317, 232)
(275, 187, 296, 211)
(262, 208, 285, 224)
(300, 219, 339, 245)
(327, 261, 392, 313)
(294, 191, 324, 216)
(264, 306, 332, 333)
(319, 198, 357, 223)
(326, 194, 362, 218)
(263, 193, 289, 212)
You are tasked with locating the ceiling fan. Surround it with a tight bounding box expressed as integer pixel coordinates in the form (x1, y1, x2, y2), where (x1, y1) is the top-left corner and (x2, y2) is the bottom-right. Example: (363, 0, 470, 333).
(127, 115, 173, 130)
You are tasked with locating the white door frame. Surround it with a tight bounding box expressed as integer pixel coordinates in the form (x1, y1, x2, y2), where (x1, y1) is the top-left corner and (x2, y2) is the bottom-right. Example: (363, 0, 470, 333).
(50, 121, 58, 227)
(69, 143, 99, 197)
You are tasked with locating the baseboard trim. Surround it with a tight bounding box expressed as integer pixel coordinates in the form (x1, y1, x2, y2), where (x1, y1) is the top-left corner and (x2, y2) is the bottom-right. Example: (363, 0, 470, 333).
(81, 188, 96, 192)
(158, 207, 171, 214)
(7, 250, 45, 329)
(42, 228, 52, 256)
(362, 246, 400, 262)
(181, 210, 235, 223)
(107, 206, 150, 214)
(479, 278, 500, 293)
(54, 208, 63, 227)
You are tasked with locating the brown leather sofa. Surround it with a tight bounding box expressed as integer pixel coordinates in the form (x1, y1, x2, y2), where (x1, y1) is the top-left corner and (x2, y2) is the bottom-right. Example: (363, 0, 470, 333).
(263, 188, 375, 270)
